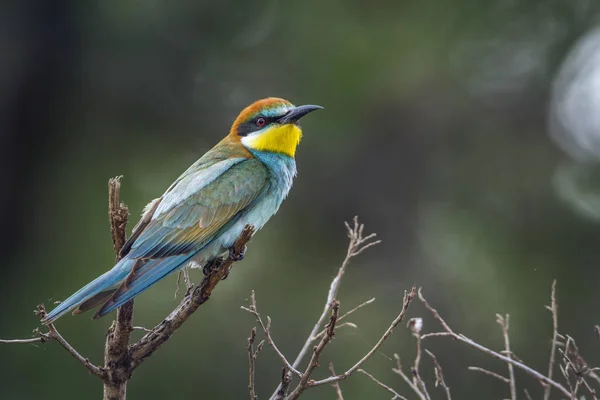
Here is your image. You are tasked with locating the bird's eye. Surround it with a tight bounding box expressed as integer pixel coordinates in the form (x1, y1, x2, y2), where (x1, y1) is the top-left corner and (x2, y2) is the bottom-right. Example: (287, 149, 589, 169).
(256, 117, 266, 127)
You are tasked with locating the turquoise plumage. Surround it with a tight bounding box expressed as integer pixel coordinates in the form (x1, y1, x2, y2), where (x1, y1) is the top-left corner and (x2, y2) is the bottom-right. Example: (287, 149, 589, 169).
(42, 98, 322, 324)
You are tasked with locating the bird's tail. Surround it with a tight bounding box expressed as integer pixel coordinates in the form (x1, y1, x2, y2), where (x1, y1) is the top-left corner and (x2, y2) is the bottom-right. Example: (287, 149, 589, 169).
(41, 258, 135, 325)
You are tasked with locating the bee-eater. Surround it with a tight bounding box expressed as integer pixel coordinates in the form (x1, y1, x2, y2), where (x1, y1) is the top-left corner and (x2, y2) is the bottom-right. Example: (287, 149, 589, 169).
(42, 97, 322, 324)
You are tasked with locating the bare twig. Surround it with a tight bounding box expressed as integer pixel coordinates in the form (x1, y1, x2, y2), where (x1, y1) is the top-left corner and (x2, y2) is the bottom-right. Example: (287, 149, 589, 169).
(132, 326, 152, 333)
(496, 314, 516, 400)
(0, 305, 108, 379)
(241, 291, 302, 377)
(0, 336, 46, 344)
(306, 286, 417, 388)
(418, 288, 572, 397)
(524, 388, 533, 400)
(468, 366, 510, 383)
(286, 300, 340, 400)
(426, 350, 451, 400)
(393, 354, 427, 400)
(271, 216, 381, 399)
(359, 369, 408, 400)
(329, 362, 344, 400)
(248, 327, 263, 400)
(274, 368, 292, 400)
(411, 332, 431, 400)
(104, 176, 133, 400)
(543, 280, 558, 400)
(312, 297, 374, 340)
(129, 225, 255, 368)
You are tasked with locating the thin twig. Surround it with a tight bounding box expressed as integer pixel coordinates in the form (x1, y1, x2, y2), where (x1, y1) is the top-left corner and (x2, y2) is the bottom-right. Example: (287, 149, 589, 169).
(393, 354, 427, 400)
(359, 369, 408, 400)
(425, 350, 451, 400)
(241, 291, 302, 378)
(248, 327, 262, 400)
(543, 280, 558, 400)
(270, 216, 381, 399)
(312, 298, 374, 340)
(497, 314, 516, 400)
(0, 336, 46, 344)
(411, 333, 431, 400)
(286, 300, 340, 400)
(305, 286, 417, 388)
(418, 288, 572, 397)
(132, 326, 153, 333)
(468, 367, 511, 383)
(524, 388, 533, 400)
(329, 362, 344, 400)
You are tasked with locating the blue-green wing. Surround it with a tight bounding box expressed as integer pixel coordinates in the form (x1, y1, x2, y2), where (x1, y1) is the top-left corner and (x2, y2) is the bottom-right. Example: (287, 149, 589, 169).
(97, 158, 269, 315)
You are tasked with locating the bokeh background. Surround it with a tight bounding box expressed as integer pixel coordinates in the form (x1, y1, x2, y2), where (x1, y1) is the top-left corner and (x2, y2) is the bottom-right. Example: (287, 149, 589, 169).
(2, 1, 600, 399)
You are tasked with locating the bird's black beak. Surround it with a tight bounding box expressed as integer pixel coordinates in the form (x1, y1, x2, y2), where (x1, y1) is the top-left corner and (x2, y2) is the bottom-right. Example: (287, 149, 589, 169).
(277, 104, 323, 124)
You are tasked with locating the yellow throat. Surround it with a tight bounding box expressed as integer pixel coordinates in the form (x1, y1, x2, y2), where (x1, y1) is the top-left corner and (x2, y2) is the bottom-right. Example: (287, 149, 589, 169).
(243, 124, 303, 158)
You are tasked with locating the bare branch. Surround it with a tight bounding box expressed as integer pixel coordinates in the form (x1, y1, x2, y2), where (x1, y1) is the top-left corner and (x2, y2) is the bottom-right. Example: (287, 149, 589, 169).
(241, 291, 302, 378)
(418, 288, 572, 397)
(129, 225, 255, 368)
(3, 305, 108, 379)
(425, 350, 451, 400)
(411, 332, 431, 400)
(307, 286, 417, 388)
(104, 176, 133, 400)
(271, 216, 381, 399)
(329, 362, 344, 400)
(496, 314, 516, 400)
(468, 367, 510, 383)
(543, 280, 558, 400)
(359, 369, 408, 400)
(248, 327, 261, 400)
(312, 297, 375, 340)
(286, 300, 340, 399)
(393, 354, 427, 400)
(273, 368, 292, 400)
(0, 336, 46, 344)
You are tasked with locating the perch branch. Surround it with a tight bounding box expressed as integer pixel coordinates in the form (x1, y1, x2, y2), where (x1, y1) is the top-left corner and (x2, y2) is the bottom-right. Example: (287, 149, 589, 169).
(129, 225, 255, 367)
(104, 176, 133, 400)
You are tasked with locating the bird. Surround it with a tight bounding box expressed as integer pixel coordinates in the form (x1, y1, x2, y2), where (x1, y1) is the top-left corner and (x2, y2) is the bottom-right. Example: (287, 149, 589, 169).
(42, 97, 322, 324)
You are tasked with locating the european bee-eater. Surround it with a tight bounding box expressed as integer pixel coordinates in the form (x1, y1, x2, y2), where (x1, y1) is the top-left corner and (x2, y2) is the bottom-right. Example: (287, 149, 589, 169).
(42, 97, 322, 324)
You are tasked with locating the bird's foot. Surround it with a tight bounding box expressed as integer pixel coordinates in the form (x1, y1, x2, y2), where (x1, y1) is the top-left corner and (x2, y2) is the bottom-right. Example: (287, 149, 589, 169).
(202, 257, 224, 276)
(221, 265, 233, 280)
(229, 245, 246, 261)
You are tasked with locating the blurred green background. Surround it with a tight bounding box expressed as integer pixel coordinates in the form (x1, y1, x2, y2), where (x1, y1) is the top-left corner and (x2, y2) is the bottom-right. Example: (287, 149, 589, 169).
(2, 1, 600, 399)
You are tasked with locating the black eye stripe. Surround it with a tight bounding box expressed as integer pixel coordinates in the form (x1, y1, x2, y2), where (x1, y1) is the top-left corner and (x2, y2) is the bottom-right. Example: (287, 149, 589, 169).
(237, 115, 279, 136)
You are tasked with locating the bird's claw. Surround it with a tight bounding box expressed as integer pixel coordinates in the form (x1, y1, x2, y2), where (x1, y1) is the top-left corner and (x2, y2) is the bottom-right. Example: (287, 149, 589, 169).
(202, 257, 224, 276)
(229, 245, 246, 261)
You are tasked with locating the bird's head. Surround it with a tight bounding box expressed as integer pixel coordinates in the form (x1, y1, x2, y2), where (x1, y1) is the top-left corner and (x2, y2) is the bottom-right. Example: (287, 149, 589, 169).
(229, 98, 322, 158)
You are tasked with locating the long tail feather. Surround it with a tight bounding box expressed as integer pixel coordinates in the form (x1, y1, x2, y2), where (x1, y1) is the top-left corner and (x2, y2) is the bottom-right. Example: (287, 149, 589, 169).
(41, 259, 134, 324)
(94, 253, 192, 318)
